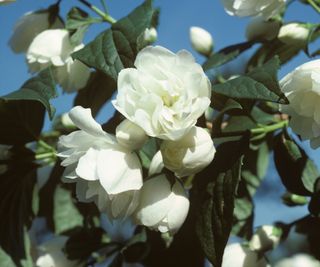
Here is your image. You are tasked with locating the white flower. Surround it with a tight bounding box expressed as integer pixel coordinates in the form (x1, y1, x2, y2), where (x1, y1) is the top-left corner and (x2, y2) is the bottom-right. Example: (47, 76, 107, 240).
(76, 180, 140, 219)
(36, 236, 80, 267)
(274, 254, 320, 267)
(9, 10, 63, 54)
(53, 44, 91, 92)
(160, 126, 215, 177)
(112, 46, 211, 141)
(143, 27, 158, 44)
(57, 106, 143, 218)
(222, 243, 268, 267)
(280, 59, 320, 149)
(116, 119, 148, 150)
(278, 23, 310, 46)
(221, 0, 287, 19)
(190, 26, 213, 56)
(27, 29, 90, 92)
(249, 225, 281, 251)
(246, 17, 281, 41)
(148, 151, 164, 176)
(134, 174, 189, 234)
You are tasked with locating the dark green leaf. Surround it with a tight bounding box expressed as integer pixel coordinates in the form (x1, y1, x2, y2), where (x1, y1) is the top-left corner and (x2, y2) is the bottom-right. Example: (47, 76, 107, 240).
(0, 100, 45, 145)
(247, 39, 302, 71)
(66, 7, 96, 45)
(65, 227, 104, 261)
(274, 131, 320, 196)
(0, 147, 37, 266)
(195, 136, 248, 267)
(1, 68, 57, 120)
(74, 72, 116, 117)
(72, 0, 155, 81)
(213, 57, 288, 104)
(203, 41, 254, 71)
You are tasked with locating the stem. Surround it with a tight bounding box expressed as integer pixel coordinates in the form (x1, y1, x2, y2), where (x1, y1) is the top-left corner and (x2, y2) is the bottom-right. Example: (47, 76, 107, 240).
(38, 140, 56, 152)
(250, 120, 289, 135)
(307, 0, 320, 14)
(213, 120, 289, 138)
(35, 152, 56, 160)
(100, 0, 108, 13)
(78, 0, 116, 24)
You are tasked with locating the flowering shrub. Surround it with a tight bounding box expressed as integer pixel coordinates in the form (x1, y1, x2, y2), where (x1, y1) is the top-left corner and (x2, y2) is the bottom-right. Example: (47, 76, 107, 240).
(1, 0, 320, 267)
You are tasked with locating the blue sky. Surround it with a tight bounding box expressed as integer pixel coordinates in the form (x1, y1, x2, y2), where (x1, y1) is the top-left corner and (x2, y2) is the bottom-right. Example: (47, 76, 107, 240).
(0, 0, 320, 230)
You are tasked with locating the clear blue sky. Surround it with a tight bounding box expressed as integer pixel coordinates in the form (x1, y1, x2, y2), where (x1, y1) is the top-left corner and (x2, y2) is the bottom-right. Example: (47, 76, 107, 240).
(0, 0, 320, 231)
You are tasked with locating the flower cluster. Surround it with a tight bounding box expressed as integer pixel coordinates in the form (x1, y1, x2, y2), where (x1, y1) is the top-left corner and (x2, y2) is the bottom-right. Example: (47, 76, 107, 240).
(57, 46, 215, 234)
(9, 9, 91, 92)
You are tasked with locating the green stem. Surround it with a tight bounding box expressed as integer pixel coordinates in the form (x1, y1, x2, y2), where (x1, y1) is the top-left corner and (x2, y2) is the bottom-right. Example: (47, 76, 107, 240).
(35, 152, 56, 160)
(100, 0, 108, 13)
(307, 0, 320, 14)
(213, 120, 288, 138)
(38, 140, 56, 152)
(78, 0, 116, 23)
(250, 120, 289, 135)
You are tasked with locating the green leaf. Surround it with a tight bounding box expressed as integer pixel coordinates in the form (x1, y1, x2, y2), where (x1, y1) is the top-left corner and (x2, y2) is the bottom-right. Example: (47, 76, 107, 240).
(195, 136, 248, 267)
(1, 68, 57, 120)
(53, 185, 83, 234)
(274, 131, 320, 196)
(0, 147, 37, 266)
(65, 227, 104, 262)
(72, 0, 155, 81)
(0, 100, 45, 145)
(247, 39, 301, 71)
(138, 138, 159, 170)
(203, 41, 254, 71)
(0, 248, 15, 267)
(74, 72, 116, 117)
(213, 57, 288, 104)
(66, 7, 97, 45)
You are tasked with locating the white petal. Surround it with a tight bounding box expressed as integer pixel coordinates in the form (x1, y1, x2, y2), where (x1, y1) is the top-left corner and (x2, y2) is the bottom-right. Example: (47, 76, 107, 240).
(97, 148, 143, 194)
(75, 148, 100, 181)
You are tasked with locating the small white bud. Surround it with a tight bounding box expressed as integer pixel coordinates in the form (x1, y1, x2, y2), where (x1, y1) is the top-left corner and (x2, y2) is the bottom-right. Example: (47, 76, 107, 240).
(61, 113, 76, 129)
(161, 126, 215, 177)
(246, 17, 281, 41)
(144, 27, 158, 44)
(278, 23, 310, 46)
(134, 174, 189, 234)
(148, 151, 164, 176)
(190, 26, 213, 56)
(222, 243, 269, 267)
(249, 225, 282, 252)
(116, 119, 148, 150)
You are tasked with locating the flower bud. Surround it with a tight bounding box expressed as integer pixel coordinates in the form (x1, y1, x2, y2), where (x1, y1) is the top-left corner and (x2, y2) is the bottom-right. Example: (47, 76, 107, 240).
(148, 151, 164, 176)
(190, 26, 213, 56)
(249, 225, 282, 252)
(161, 126, 215, 177)
(282, 192, 308, 206)
(274, 254, 320, 267)
(9, 9, 63, 53)
(143, 27, 158, 44)
(222, 243, 269, 267)
(246, 17, 281, 41)
(116, 119, 148, 150)
(134, 174, 189, 234)
(278, 23, 310, 46)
